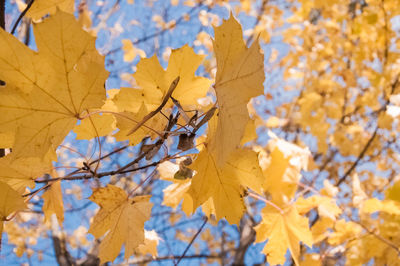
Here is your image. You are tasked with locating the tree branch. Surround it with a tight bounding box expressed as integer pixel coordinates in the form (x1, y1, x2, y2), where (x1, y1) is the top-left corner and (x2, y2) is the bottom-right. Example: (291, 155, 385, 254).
(232, 216, 256, 265)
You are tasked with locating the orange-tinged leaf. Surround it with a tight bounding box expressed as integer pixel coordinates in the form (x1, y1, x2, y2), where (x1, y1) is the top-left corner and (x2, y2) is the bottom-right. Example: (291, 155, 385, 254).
(42, 180, 64, 224)
(26, 0, 74, 20)
(188, 147, 263, 224)
(0, 181, 27, 243)
(212, 14, 264, 167)
(0, 11, 107, 159)
(255, 205, 313, 266)
(88, 185, 153, 263)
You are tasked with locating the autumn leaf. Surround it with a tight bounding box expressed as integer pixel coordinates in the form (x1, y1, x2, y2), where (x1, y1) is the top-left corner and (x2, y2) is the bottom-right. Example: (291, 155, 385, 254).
(0, 11, 107, 159)
(42, 180, 64, 225)
(327, 219, 362, 245)
(0, 181, 27, 243)
(0, 132, 13, 149)
(212, 14, 264, 167)
(26, 0, 74, 20)
(0, 155, 51, 194)
(88, 185, 153, 263)
(111, 45, 211, 143)
(296, 195, 341, 220)
(136, 230, 160, 257)
(121, 39, 146, 62)
(113, 44, 211, 114)
(255, 205, 313, 266)
(158, 161, 193, 216)
(263, 134, 310, 206)
(189, 146, 263, 224)
(187, 109, 263, 224)
(113, 105, 166, 145)
(162, 181, 193, 216)
(361, 198, 400, 215)
(100, 89, 164, 145)
(73, 113, 116, 140)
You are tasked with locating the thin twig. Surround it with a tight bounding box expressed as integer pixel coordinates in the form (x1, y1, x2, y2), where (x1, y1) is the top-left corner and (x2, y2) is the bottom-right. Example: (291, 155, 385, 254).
(11, 0, 35, 35)
(176, 217, 208, 265)
(336, 126, 378, 186)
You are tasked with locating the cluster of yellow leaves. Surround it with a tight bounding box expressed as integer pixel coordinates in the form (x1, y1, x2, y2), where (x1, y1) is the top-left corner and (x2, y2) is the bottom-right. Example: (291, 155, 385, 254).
(0, 8, 107, 244)
(155, 14, 337, 265)
(7, 0, 400, 264)
(268, 0, 400, 264)
(150, 13, 265, 227)
(110, 44, 212, 145)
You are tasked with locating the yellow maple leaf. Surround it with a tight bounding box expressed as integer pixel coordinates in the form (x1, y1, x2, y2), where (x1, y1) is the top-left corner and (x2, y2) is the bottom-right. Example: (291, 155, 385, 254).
(26, 0, 74, 20)
(121, 39, 146, 62)
(311, 216, 334, 243)
(296, 195, 341, 220)
(136, 230, 160, 257)
(73, 113, 116, 140)
(189, 146, 263, 224)
(113, 106, 167, 145)
(327, 219, 362, 245)
(212, 14, 265, 167)
(0, 132, 13, 148)
(362, 198, 400, 215)
(386, 181, 400, 202)
(113, 44, 211, 114)
(88, 185, 153, 263)
(263, 134, 310, 206)
(0, 155, 50, 194)
(42, 180, 64, 225)
(157, 160, 193, 216)
(162, 180, 193, 216)
(0, 11, 107, 159)
(263, 147, 294, 204)
(255, 205, 313, 266)
(0, 181, 27, 243)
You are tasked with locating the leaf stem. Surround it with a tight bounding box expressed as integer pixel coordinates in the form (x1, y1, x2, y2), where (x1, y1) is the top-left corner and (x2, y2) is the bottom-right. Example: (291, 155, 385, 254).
(247, 191, 284, 215)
